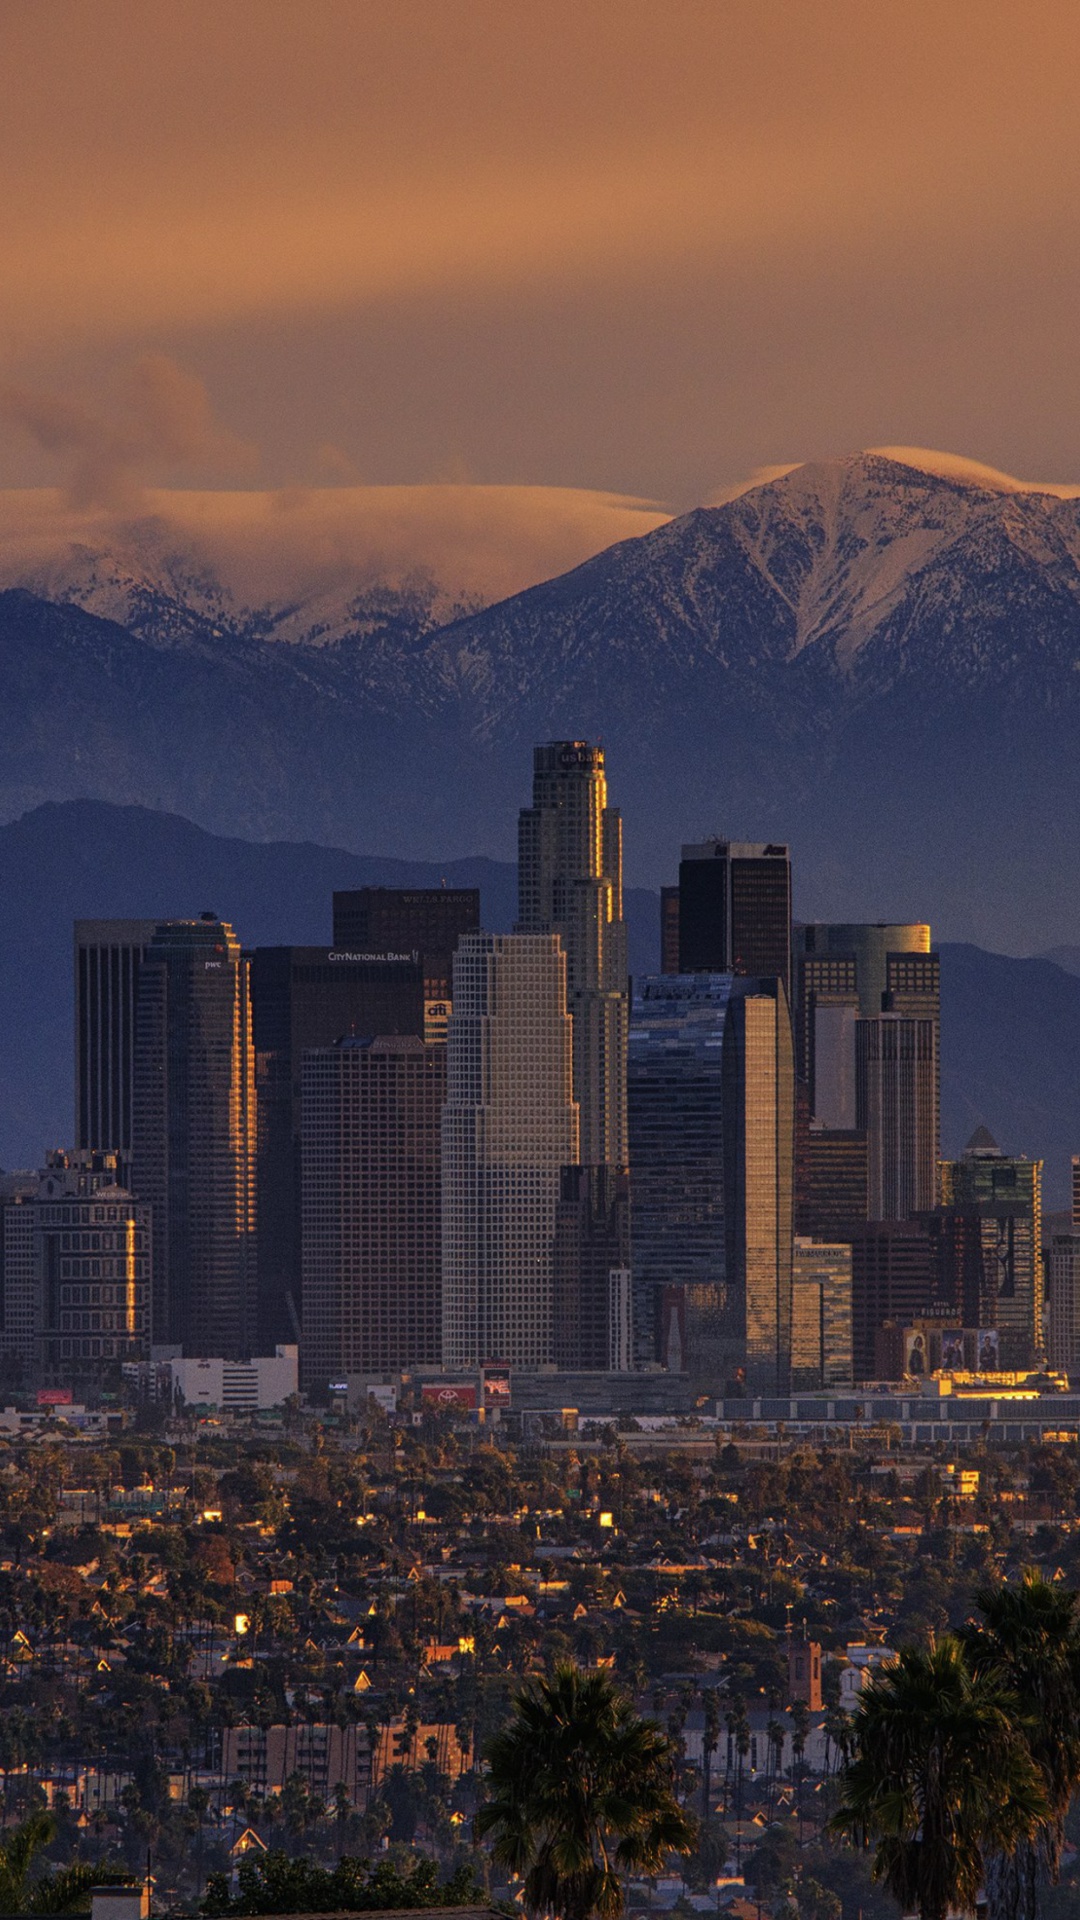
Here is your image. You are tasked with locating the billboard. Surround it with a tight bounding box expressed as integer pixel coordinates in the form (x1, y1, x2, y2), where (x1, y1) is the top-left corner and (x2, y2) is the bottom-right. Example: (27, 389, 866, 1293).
(903, 1329, 929, 1377)
(36, 1387, 73, 1407)
(421, 1382, 478, 1411)
(482, 1368, 511, 1408)
(975, 1328, 1001, 1373)
(938, 1330, 966, 1373)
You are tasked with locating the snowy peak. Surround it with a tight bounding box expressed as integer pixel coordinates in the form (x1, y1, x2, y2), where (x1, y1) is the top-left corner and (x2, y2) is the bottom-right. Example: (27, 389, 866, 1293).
(705, 450, 1080, 667)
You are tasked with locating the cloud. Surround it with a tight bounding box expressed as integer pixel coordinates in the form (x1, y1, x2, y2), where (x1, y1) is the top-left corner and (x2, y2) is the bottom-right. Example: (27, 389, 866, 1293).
(0, 482, 671, 622)
(0, 356, 257, 508)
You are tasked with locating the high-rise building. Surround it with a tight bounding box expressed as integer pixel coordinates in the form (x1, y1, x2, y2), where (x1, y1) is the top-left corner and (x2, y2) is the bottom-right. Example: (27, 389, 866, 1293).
(677, 841, 791, 995)
(1052, 1159, 1080, 1378)
(920, 1205, 996, 1329)
(74, 920, 158, 1158)
(660, 886, 681, 974)
(849, 1220, 936, 1380)
(791, 1238, 854, 1389)
(441, 933, 578, 1368)
(300, 1035, 445, 1390)
(722, 979, 795, 1393)
(331, 887, 480, 1002)
(1048, 1232, 1080, 1377)
(939, 1127, 1043, 1367)
(552, 1166, 631, 1371)
(251, 948, 425, 1347)
(517, 741, 628, 1168)
(132, 914, 257, 1358)
(0, 1150, 149, 1379)
(796, 1124, 869, 1241)
(857, 1015, 939, 1220)
(627, 972, 795, 1390)
(627, 975, 731, 1371)
(794, 924, 937, 1121)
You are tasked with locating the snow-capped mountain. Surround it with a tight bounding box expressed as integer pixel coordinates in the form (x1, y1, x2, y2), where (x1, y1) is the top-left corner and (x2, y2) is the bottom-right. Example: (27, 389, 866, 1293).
(424, 448, 1080, 727)
(5, 448, 1080, 951)
(0, 483, 668, 650)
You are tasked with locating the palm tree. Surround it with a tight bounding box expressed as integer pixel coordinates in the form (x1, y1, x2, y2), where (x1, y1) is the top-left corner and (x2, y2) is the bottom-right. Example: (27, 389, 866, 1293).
(831, 1636, 1046, 1920)
(0, 1810, 115, 1915)
(960, 1568, 1080, 1920)
(476, 1663, 696, 1920)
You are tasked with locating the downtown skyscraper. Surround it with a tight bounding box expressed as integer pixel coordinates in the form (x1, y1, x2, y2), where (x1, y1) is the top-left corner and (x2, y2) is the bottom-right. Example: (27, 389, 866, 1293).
(74, 919, 158, 1160)
(441, 933, 578, 1368)
(301, 1035, 445, 1389)
(676, 840, 792, 997)
(517, 741, 628, 1167)
(132, 914, 257, 1359)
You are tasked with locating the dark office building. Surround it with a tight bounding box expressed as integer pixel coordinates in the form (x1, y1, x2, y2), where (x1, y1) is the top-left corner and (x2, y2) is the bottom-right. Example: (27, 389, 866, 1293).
(251, 949, 425, 1346)
(74, 920, 158, 1159)
(552, 1165, 631, 1371)
(660, 886, 681, 974)
(850, 1219, 936, 1380)
(331, 888, 479, 997)
(301, 1035, 445, 1389)
(939, 1129, 1043, 1368)
(628, 975, 731, 1372)
(677, 840, 791, 995)
(920, 1206, 996, 1330)
(857, 1015, 938, 1220)
(796, 1126, 869, 1242)
(132, 915, 257, 1358)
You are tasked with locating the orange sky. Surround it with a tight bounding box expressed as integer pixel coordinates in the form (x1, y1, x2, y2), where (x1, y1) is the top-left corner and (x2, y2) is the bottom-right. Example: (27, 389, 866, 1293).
(3, 0, 1080, 509)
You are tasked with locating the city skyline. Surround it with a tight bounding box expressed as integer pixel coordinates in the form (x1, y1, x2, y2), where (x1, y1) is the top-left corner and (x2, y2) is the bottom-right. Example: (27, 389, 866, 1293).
(4, 13, 1080, 1914)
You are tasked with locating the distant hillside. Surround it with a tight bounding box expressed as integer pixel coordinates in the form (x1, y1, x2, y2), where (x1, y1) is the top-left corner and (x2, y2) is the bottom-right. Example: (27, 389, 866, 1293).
(938, 944, 1080, 1206)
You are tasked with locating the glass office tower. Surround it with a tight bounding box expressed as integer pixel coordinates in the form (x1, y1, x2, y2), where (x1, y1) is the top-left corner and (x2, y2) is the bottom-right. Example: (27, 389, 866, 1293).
(627, 975, 731, 1371)
(132, 914, 257, 1358)
(628, 973, 794, 1391)
(722, 979, 795, 1393)
(441, 933, 579, 1368)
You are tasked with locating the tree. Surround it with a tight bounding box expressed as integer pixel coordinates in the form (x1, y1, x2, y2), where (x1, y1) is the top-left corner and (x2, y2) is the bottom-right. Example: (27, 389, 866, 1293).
(961, 1568, 1080, 1920)
(701, 1689, 721, 1826)
(831, 1636, 1046, 1920)
(0, 1810, 127, 1915)
(203, 1852, 477, 1917)
(476, 1663, 696, 1920)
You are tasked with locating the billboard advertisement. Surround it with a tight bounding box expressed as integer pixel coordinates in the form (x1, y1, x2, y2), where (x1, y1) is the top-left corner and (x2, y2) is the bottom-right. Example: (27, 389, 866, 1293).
(975, 1328, 1001, 1373)
(421, 1382, 478, 1411)
(903, 1329, 929, 1377)
(482, 1368, 511, 1408)
(36, 1387, 73, 1407)
(938, 1330, 966, 1373)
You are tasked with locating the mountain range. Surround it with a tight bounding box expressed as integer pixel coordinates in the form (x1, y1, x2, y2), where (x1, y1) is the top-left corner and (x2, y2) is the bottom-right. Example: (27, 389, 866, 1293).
(4, 448, 1080, 951)
(3, 799, 1080, 1209)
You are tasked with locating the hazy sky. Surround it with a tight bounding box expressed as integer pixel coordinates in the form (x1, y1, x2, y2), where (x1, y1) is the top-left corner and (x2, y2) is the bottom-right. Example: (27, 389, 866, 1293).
(4, 0, 1080, 509)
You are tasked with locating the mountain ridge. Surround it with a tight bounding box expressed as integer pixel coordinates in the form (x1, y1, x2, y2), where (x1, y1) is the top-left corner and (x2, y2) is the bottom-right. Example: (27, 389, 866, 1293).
(5, 450, 1080, 945)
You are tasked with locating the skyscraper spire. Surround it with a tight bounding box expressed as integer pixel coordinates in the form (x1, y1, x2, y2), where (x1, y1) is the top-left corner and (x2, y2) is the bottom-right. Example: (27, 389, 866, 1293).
(517, 740, 628, 1167)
